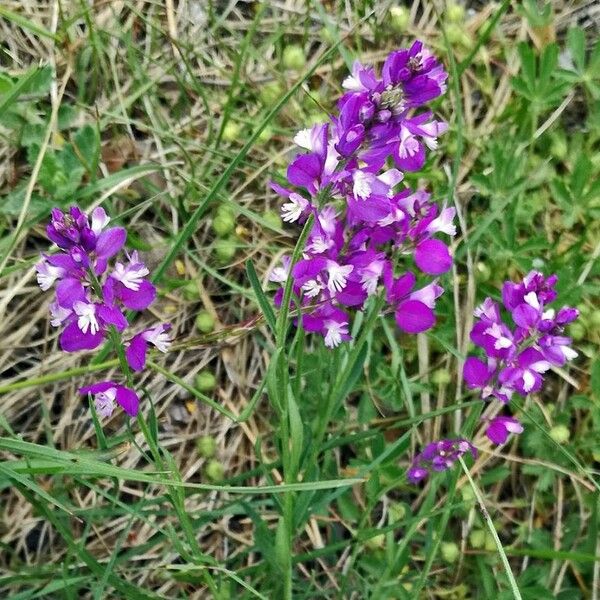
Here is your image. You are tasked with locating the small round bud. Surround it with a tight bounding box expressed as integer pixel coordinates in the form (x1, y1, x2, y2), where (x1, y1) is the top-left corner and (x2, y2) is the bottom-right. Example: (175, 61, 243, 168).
(259, 81, 283, 106)
(195, 370, 216, 392)
(183, 281, 200, 301)
(441, 541, 460, 563)
(196, 435, 217, 458)
(589, 310, 600, 329)
(388, 502, 407, 523)
(446, 2, 465, 23)
(257, 125, 273, 143)
(476, 261, 491, 282)
(205, 459, 225, 482)
(469, 529, 486, 549)
(214, 238, 237, 263)
(446, 23, 463, 45)
(212, 213, 235, 237)
(484, 532, 496, 552)
(549, 424, 570, 444)
(432, 368, 452, 386)
(282, 45, 306, 71)
(550, 135, 568, 161)
(460, 485, 476, 504)
(389, 6, 410, 33)
(222, 121, 241, 143)
(195, 310, 215, 333)
(568, 322, 586, 341)
(365, 533, 385, 550)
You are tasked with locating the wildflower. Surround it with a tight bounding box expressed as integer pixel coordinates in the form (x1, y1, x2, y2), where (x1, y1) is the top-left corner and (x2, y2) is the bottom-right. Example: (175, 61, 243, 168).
(407, 439, 477, 483)
(485, 416, 523, 445)
(80, 381, 140, 417)
(39, 205, 171, 419)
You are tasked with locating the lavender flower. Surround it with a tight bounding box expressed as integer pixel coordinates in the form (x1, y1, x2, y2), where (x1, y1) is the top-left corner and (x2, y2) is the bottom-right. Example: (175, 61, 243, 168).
(37, 205, 171, 418)
(271, 42, 453, 347)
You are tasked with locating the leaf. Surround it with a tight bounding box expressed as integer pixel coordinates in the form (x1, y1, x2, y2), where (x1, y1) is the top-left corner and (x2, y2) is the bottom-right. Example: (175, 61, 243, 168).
(73, 124, 101, 175)
(246, 260, 277, 334)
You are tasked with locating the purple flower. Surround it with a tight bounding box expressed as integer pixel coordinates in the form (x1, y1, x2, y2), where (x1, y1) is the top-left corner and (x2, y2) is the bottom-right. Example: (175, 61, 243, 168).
(414, 239, 452, 275)
(126, 324, 172, 371)
(407, 438, 476, 484)
(80, 381, 140, 417)
(485, 416, 523, 445)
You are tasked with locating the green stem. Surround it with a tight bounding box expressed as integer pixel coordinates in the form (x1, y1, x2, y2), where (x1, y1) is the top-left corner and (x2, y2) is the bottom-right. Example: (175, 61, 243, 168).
(458, 456, 523, 600)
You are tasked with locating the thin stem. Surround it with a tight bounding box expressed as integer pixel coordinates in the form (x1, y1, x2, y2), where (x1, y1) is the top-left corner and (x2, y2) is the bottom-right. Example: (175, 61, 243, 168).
(458, 456, 523, 600)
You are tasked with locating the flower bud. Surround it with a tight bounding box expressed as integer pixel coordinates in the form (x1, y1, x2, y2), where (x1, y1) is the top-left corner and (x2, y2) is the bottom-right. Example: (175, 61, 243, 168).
(549, 424, 570, 444)
(205, 459, 225, 482)
(212, 213, 235, 237)
(469, 529, 485, 548)
(365, 533, 385, 550)
(446, 2, 465, 23)
(183, 281, 200, 301)
(484, 532, 496, 552)
(389, 6, 410, 32)
(432, 368, 452, 386)
(214, 238, 237, 263)
(388, 502, 407, 523)
(441, 541, 460, 563)
(568, 322, 586, 341)
(282, 45, 306, 71)
(196, 435, 217, 458)
(222, 121, 241, 143)
(195, 310, 215, 333)
(195, 370, 216, 392)
(475, 261, 491, 282)
(259, 81, 283, 106)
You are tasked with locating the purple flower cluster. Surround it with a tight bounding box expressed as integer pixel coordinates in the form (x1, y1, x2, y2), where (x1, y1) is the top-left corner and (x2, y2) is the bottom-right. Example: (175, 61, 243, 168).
(464, 271, 578, 443)
(270, 42, 454, 347)
(407, 272, 579, 484)
(36, 206, 171, 418)
(408, 439, 476, 484)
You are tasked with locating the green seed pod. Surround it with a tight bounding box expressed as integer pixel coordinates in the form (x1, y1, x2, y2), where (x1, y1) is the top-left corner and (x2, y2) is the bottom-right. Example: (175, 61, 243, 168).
(389, 6, 410, 33)
(446, 23, 463, 45)
(432, 368, 452, 386)
(441, 541, 460, 563)
(195, 310, 215, 333)
(549, 424, 570, 444)
(460, 485, 476, 504)
(365, 533, 385, 550)
(476, 261, 492, 282)
(214, 237, 237, 263)
(388, 502, 407, 523)
(183, 281, 201, 301)
(484, 532, 496, 552)
(469, 529, 485, 549)
(257, 125, 273, 143)
(568, 322, 586, 341)
(259, 81, 283, 106)
(212, 213, 235, 237)
(446, 2, 465, 23)
(589, 310, 600, 329)
(196, 435, 217, 458)
(282, 45, 306, 71)
(222, 121, 241, 143)
(195, 370, 216, 392)
(205, 459, 225, 482)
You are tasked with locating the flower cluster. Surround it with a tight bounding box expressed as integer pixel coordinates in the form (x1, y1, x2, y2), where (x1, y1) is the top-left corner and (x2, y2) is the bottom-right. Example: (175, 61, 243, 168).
(270, 41, 454, 347)
(36, 206, 171, 418)
(464, 271, 578, 443)
(407, 272, 579, 483)
(407, 439, 476, 484)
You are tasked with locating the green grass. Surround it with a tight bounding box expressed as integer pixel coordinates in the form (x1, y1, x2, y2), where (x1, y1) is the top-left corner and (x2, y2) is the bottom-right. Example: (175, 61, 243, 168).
(0, 1, 599, 598)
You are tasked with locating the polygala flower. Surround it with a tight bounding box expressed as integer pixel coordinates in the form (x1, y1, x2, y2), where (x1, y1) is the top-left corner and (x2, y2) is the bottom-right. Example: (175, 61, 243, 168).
(408, 272, 579, 484)
(270, 41, 453, 347)
(37, 205, 171, 419)
(407, 439, 477, 484)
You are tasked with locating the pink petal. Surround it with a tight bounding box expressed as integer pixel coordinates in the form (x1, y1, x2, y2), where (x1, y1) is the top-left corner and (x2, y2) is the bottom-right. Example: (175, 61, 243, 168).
(414, 239, 452, 275)
(395, 300, 435, 334)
